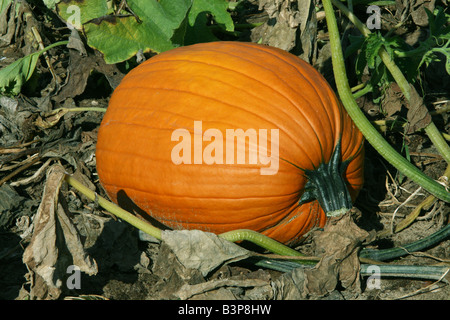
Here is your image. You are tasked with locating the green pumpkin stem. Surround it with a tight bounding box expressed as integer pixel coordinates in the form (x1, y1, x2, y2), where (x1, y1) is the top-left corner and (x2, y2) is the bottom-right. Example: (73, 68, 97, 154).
(299, 140, 353, 216)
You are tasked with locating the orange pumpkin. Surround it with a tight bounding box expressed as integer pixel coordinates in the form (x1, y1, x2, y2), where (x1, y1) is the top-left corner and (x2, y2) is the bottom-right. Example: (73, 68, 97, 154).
(96, 41, 364, 245)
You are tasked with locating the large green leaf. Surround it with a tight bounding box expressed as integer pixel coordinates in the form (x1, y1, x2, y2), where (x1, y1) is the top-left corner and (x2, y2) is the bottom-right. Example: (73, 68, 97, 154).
(185, 0, 234, 44)
(56, 0, 110, 30)
(83, 0, 192, 64)
(43, 0, 60, 10)
(53, 0, 236, 64)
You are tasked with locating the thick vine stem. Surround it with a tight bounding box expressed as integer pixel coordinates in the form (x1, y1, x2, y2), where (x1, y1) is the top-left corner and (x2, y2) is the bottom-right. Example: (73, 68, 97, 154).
(66, 174, 449, 271)
(254, 259, 449, 283)
(64, 174, 163, 240)
(378, 49, 450, 165)
(65, 174, 315, 263)
(360, 223, 450, 261)
(331, 0, 450, 165)
(219, 229, 307, 259)
(321, 0, 450, 203)
(424, 121, 450, 164)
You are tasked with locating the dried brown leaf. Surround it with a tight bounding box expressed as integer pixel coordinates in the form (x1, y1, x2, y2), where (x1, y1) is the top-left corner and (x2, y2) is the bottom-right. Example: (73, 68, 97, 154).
(176, 276, 271, 300)
(251, 0, 317, 62)
(382, 82, 404, 117)
(22, 164, 97, 300)
(303, 209, 374, 297)
(405, 85, 432, 133)
(272, 267, 308, 300)
(161, 230, 250, 277)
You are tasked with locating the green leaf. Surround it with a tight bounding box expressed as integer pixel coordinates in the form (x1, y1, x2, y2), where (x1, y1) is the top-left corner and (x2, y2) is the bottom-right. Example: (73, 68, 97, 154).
(185, 0, 235, 44)
(56, 0, 110, 30)
(345, 34, 364, 58)
(0, 52, 40, 96)
(83, 0, 192, 64)
(129, 0, 192, 40)
(364, 33, 384, 69)
(426, 45, 450, 75)
(425, 7, 450, 39)
(42, 0, 61, 10)
(0, 41, 68, 96)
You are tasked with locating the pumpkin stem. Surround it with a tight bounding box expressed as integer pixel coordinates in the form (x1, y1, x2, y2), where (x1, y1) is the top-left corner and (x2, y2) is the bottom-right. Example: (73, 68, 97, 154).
(299, 140, 353, 216)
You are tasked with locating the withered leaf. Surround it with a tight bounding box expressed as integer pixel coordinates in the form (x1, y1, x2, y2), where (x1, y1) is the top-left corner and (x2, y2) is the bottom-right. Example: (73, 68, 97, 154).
(251, 0, 317, 62)
(303, 209, 374, 297)
(271, 267, 308, 300)
(52, 50, 124, 103)
(23, 164, 97, 300)
(161, 230, 250, 277)
(176, 274, 271, 300)
(405, 84, 432, 133)
(382, 82, 404, 117)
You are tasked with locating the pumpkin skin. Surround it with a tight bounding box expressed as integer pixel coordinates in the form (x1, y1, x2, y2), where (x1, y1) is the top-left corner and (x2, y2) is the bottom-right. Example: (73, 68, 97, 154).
(96, 41, 364, 245)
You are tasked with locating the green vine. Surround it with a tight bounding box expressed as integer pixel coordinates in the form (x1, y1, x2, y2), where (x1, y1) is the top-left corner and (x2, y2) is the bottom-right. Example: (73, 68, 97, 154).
(322, 0, 450, 202)
(65, 175, 162, 240)
(66, 170, 450, 282)
(65, 174, 314, 263)
(331, 0, 450, 165)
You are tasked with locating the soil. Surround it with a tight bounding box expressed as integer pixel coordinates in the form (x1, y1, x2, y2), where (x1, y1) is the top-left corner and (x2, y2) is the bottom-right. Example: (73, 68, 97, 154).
(0, 0, 449, 301)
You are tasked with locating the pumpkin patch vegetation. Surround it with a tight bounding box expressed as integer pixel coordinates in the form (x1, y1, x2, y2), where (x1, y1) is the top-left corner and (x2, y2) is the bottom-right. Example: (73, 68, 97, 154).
(96, 41, 364, 245)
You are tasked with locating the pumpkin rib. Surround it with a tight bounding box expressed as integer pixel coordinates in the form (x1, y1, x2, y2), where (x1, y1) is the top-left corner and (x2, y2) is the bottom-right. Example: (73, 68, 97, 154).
(344, 140, 364, 167)
(98, 154, 301, 198)
(271, 202, 317, 228)
(339, 127, 365, 189)
(99, 171, 304, 219)
(99, 120, 315, 175)
(97, 140, 310, 202)
(118, 66, 310, 124)
(343, 124, 365, 161)
(250, 45, 340, 128)
(130, 56, 333, 165)
(127, 57, 316, 113)
(118, 188, 304, 229)
(99, 139, 355, 207)
(242, 44, 339, 116)
(131, 42, 342, 163)
(117, 65, 309, 128)
(262, 202, 323, 244)
(344, 162, 364, 177)
(159, 204, 302, 228)
(101, 182, 301, 202)
(98, 153, 298, 182)
(223, 43, 341, 158)
(97, 136, 302, 177)
(109, 84, 321, 169)
(160, 215, 289, 234)
(114, 82, 297, 130)
(98, 164, 301, 201)
(122, 58, 330, 140)
(162, 42, 322, 110)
